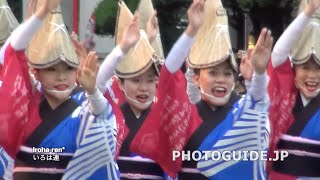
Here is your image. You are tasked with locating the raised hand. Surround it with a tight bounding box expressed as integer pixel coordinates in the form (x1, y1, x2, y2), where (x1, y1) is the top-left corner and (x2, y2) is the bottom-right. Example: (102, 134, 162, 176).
(35, 0, 63, 20)
(146, 10, 158, 43)
(71, 32, 88, 69)
(304, 0, 320, 16)
(77, 51, 100, 95)
(26, 0, 36, 20)
(186, 0, 205, 37)
(119, 12, 141, 54)
(239, 48, 254, 81)
(250, 28, 273, 75)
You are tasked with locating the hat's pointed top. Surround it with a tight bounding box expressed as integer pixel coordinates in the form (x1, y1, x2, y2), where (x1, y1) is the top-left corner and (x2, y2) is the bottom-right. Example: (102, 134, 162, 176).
(0, 0, 19, 46)
(137, 0, 164, 63)
(27, 0, 78, 68)
(291, 0, 320, 65)
(137, 0, 154, 30)
(188, 0, 237, 70)
(115, 1, 159, 78)
(115, 1, 134, 45)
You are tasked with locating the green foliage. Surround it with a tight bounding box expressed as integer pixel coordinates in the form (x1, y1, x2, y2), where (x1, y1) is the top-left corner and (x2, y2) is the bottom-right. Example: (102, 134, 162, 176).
(236, 0, 253, 11)
(94, 0, 140, 36)
(93, 0, 301, 53)
(94, 0, 117, 36)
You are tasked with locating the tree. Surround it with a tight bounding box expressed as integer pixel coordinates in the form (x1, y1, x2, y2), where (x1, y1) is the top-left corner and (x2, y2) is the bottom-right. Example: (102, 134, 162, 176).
(94, 0, 300, 54)
(235, 0, 299, 46)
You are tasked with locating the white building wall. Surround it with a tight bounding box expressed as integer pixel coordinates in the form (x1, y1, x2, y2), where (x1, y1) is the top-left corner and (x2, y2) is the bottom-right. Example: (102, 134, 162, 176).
(79, 0, 114, 57)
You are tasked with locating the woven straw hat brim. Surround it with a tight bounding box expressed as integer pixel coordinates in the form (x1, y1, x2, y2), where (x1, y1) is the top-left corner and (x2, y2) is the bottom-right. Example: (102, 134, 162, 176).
(114, 1, 156, 78)
(115, 57, 154, 79)
(115, 32, 156, 78)
(188, 0, 237, 71)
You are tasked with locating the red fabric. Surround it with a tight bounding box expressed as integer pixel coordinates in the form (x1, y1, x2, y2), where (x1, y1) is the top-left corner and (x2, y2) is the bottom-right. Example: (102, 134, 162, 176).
(103, 91, 129, 159)
(269, 170, 296, 180)
(267, 59, 298, 173)
(111, 76, 125, 106)
(0, 44, 41, 158)
(130, 66, 202, 178)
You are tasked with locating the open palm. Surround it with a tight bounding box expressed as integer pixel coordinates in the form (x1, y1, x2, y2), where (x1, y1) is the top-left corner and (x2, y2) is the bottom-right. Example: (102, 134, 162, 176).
(71, 32, 88, 69)
(187, 0, 205, 31)
(308, 0, 320, 12)
(250, 28, 273, 74)
(43, 0, 63, 12)
(119, 12, 141, 53)
(77, 51, 99, 95)
(146, 10, 158, 43)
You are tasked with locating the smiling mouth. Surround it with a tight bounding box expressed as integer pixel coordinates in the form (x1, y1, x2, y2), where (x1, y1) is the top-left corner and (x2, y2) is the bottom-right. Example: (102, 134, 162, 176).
(136, 95, 149, 103)
(305, 82, 319, 92)
(211, 87, 227, 98)
(54, 85, 68, 91)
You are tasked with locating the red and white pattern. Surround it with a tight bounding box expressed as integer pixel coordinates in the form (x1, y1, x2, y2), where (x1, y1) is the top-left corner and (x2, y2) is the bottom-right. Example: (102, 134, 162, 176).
(130, 67, 202, 178)
(267, 58, 298, 177)
(0, 44, 41, 158)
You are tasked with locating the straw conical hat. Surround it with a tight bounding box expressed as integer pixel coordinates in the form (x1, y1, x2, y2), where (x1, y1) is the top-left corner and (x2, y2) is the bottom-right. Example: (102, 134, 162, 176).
(115, 1, 134, 45)
(0, 0, 19, 47)
(27, 0, 78, 68)
(291, 0, 320, 65)
(188, 0, 237, 70)
(137, 0, 165, 64)
(114, 1, 157, 78)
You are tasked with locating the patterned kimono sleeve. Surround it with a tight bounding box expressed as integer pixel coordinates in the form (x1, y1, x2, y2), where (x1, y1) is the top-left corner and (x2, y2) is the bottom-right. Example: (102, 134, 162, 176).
(0, 44, 41, 179)
(267, 58, 297, 171)
(62, 98, 120, 180)
(102, 78, 129, 160)
(130, 66, 203, 178)
(196, 91, 270, 179)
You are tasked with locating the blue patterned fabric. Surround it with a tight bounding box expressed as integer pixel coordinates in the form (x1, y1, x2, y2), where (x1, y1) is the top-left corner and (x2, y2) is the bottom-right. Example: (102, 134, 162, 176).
(198, 95, 270, 180)
(36, 91, 119, 180)
(0, 147, 14, 180)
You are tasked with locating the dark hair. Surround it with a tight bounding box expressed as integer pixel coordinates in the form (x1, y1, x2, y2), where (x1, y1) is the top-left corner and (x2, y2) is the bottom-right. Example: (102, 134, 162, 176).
(193, 65, 237, 82)
(194, 68, 201, 76)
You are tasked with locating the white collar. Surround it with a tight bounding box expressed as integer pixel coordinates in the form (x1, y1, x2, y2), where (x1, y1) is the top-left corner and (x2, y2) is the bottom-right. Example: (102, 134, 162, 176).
(300, 92, 310, 107)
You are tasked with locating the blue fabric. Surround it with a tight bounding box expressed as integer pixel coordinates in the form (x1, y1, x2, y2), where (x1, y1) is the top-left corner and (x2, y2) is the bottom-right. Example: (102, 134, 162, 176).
(0, 147, 13, 179)
(197, 95, 270, 180)
(0, 148, 8, 177)
(300, 110, 320, 141)
(38, 114, 80, 153)
(62, 91, 119, 180)
(38, 92, 86, 152)
(37, 91, 119, 180)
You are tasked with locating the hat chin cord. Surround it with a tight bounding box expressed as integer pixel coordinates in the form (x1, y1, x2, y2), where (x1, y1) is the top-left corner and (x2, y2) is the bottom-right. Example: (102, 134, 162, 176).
(45, 84, 76, 97)
(200, 83, 235, 104)
(296, 82, 320, 98)
(121, 84, 154, 106)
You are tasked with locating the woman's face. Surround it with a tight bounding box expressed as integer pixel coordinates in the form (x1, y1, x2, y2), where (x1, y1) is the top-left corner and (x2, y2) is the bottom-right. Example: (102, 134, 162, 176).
(195, 61, 235, 107)
(35, 61, 77, 109)
(119, 68, 157, 114)
(295, 58, 320, 100)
